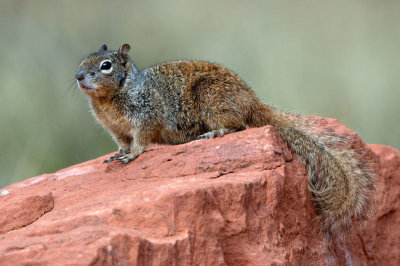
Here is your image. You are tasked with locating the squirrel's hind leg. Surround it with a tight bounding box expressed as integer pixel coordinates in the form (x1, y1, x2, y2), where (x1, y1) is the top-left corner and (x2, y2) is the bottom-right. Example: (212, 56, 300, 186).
(197, 128, 238, 139)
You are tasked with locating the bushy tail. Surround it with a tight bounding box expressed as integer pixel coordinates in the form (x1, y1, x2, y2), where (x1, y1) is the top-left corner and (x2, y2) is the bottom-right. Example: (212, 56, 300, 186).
(249, 104, 375, 233)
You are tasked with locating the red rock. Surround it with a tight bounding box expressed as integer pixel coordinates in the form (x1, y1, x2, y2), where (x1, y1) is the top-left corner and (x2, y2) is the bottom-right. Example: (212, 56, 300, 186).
(0, 193, 54, 234)
(0, 117, 399, 265)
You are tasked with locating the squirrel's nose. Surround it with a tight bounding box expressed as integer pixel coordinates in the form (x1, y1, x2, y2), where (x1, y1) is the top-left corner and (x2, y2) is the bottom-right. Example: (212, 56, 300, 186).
(76, 70, 85, 81)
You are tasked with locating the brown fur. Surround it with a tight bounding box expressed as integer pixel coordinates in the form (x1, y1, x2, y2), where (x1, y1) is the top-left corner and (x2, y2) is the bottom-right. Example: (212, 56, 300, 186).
(76, 44, 376, 236)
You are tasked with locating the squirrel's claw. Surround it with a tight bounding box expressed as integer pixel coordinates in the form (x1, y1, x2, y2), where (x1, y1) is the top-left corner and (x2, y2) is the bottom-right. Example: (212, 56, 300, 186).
(103, 158, 113, 164)
(103, 154, 119, 164)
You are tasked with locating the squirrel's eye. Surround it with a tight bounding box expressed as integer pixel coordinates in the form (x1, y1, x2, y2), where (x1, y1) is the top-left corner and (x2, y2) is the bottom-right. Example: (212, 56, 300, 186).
(99, 60, 113, 73)
(101, 61, 112, 70)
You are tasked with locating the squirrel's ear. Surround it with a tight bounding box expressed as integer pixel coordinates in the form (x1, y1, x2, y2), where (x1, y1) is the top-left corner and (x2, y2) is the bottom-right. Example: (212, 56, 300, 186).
(118, 44, 131, 66)
(99, 44, 108, 52)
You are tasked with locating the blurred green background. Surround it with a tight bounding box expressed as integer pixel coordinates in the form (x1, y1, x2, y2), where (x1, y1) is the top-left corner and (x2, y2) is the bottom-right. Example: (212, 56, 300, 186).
(1, 0, 399, 188)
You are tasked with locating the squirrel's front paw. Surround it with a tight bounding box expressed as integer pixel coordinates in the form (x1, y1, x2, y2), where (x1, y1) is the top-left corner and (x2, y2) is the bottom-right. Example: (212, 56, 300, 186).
(103, 148, 130, 164)
(116, 152, 140, 164)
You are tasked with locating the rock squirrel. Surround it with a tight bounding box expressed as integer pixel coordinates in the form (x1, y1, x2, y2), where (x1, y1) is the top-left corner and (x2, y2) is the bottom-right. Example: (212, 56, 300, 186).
(76, 43, 375, 235)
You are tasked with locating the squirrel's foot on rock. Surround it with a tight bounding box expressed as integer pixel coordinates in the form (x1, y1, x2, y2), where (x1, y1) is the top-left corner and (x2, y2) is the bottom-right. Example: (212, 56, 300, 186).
(116, 153, 138, 164)
(198, 129, 236, 139)
(103, 148, 131, 164)
(116, 151, 143, 164)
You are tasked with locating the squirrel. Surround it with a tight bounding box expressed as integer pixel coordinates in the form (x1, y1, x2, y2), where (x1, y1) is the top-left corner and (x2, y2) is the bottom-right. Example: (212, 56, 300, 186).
(76, 43, 375, 235)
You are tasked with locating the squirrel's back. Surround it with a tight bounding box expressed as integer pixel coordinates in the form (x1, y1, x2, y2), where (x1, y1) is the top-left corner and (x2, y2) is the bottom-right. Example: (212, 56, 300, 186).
(141, 61, 270, 144)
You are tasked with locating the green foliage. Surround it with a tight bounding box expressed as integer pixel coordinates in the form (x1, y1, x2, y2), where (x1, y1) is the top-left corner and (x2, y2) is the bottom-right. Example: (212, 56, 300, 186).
(1, 0, 399, 187)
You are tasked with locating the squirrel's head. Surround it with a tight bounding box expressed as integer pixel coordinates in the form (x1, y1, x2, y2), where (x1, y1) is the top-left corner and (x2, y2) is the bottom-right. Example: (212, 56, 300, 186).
(76, 44, 132, 97)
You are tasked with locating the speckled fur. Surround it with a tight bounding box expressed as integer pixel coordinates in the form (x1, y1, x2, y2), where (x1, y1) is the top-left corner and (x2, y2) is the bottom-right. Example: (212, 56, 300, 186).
(76, 44, 375, 235)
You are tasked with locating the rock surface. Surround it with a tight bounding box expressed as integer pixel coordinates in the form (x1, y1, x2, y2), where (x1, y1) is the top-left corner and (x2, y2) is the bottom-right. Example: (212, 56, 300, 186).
(0, 117, 399, 266)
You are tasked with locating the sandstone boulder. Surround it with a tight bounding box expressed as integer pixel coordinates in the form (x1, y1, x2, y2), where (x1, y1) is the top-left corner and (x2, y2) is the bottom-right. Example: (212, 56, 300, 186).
(0, 117, 399, 265)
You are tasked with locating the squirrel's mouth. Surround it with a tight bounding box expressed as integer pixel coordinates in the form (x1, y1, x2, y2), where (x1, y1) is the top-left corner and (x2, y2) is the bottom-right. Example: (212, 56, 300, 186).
(77, 81, 96, 92)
